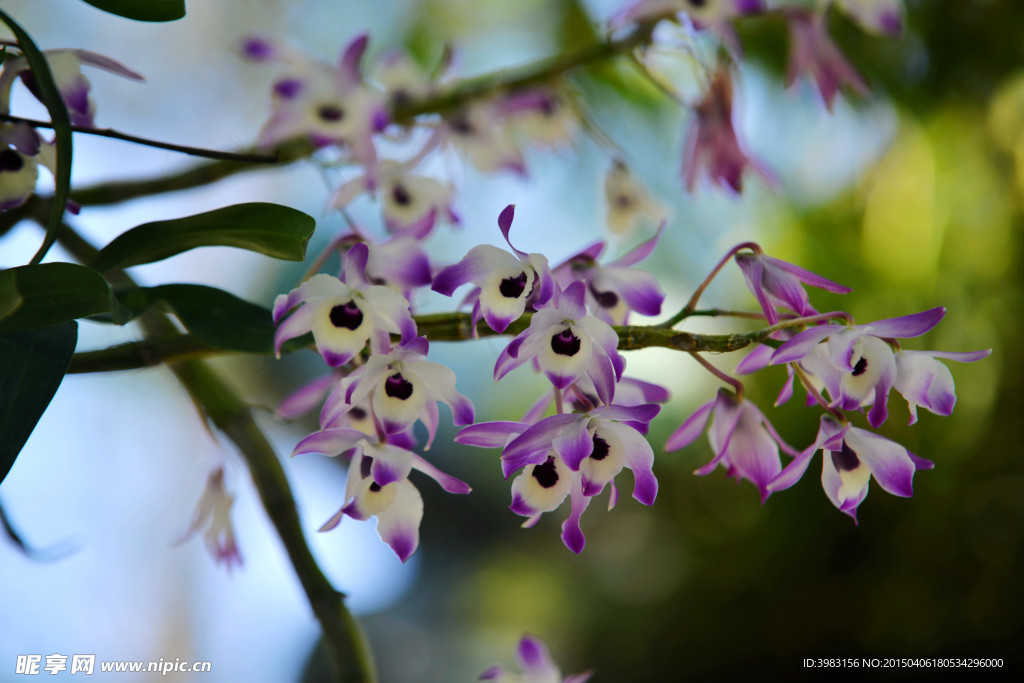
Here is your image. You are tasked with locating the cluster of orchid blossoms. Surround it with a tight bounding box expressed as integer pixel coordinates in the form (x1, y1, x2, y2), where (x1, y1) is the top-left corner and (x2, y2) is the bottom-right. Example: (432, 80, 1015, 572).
(0, 45, 143, 209)
(480, 634, 592, 683)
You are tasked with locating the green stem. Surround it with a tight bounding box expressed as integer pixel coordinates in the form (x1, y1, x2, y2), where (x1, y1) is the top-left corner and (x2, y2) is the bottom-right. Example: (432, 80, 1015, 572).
(63, 23, 656, 208)
(67, 312, 787, 374)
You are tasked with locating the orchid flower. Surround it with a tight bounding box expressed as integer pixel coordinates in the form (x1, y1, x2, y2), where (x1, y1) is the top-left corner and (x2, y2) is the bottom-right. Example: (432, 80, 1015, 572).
(734, 251, 851, 325)
(242, 33, 388, 165)
(665, 388, 800, 502)
(553, 226, 665, 325)
(603, 161, 665, 236)
(894, 349, 992, 424)
(432, 204, 554, 333)
(0, 48, 144, 128)
(273, 243, 417, 367)
(440, 101, 526, 176)
(329, 159, 457, 239)
(321, 335, 474, 444)
(786, 10, 870, 111)
(523, 374, 671, 434)
(769, 415, 933, 522)
(771, 307, 947, 427)
(295, 429, 470, 561)
(502, 86, 578, 150)
(495, 281, 625, 405)
(480, 634, 593, 683)
(682, 68, 775, 194)
(181, 467, 242, 570)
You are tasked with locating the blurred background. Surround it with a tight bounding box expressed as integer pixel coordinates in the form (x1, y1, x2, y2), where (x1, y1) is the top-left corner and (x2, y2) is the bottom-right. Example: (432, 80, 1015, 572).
(0, 0, 1021, 680)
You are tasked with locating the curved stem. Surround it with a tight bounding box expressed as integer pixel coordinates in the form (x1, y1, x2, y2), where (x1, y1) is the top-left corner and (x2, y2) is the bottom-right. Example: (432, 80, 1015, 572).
(0, 113, 280, 163)
(688, 351, 744, 399)
(659, 241, 763, 329)
(755, 311, 854, 337)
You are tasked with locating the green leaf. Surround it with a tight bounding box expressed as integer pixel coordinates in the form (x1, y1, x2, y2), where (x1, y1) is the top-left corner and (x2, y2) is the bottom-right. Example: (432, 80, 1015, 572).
(0, 9, 73, 266)
(116, 284, 277, 353)
(79, 0, 185, 22)
(0, 321, 78, 485)
(91, 203, 317, 272)
(0, 263, 128, 333)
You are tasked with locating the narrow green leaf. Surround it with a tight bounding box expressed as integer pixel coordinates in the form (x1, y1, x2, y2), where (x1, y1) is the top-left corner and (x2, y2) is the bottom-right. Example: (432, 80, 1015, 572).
(117, 284, 276, 352)
(0, 263, 126, 333)
(0, 321, 78, 485)
(91, 203, 317, 272)
(0, 9, 73, 266)
(79, 0, 185, 22)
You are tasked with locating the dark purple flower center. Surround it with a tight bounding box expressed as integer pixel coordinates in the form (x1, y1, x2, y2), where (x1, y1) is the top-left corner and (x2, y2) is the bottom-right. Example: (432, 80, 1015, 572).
(0, 149, 24, 172)
(499, 271, 529, 299)
(391, 183, 412, 206)
(688, 0, 707, 7)
(591, 435, 609, 461)
(589, 283, 619, 309)
(360, 456, 373, 478)
(614, 193, 633, 209)
(449, 113, 474, 135)
(369, 482, 383, 493)
(384, 373, 414, 400)
(274, 78, 303, 100)
(329, 301, 364, 329)
(318, 104, 346, 122)
(532, 456, 560, 488)
(551, 328, 581, 357)
(391, 89, 412, 108)
(852, 357, 868, 377)
(831, 443, 860, 472)
(539, 96, 558, 116)
(349, 407, 367, 420)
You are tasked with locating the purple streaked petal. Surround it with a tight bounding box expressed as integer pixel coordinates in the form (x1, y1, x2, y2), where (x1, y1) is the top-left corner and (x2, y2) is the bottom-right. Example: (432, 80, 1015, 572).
(273, 304, 314, 356)
(916, 349, 992, 363)
(494, 329, 532, 381)
(517, 635, 556, 676)
(71, 49, 145, 81)
(385, 206, 437, 241)
(845, 428, 915, 498)
(614, 424, 657, 505)
(497, 204, 525, 257)
(770, 324, 842, 364)
(318, 506, 346, 532)
(338, 32, 369, 86)
(432, 245, 518, 295)
(586, 353, 617, 406)
(455, 421, 528, 449)
(862, 307, 946, 339)
(609, 224, 662, 268)
(553, 417, 593, 471)
(767, 446, 816, 492)
(421, 399, 440, 450)
(560, 484, 591, 554)
(371, 457, 403, 487)
(736, 344, 774, 374)
(411, 454, 471, 494)
(664, 399, 715, 451)
(278, 373, 337, 419)
(293, 428, 367, 456)
(775, 370, 795, 406)
(592, 403, 660, 424)
(560, 281, 588, 319)
(342, 242, 370, 287)
(376, 481, 423, 563)
(866, 382, 890, 429)
(736, 255, 776, 324)
(908, 452, 934, 470)
(504, 414, 580, 463)
(601, 267, 664, 317)
(272, 289, 302, 323)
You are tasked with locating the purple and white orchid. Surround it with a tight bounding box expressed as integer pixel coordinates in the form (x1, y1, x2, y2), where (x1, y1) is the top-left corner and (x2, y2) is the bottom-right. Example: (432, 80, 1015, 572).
(894, 349, 992, 424)
(273, 243, 417, 367)
(181, 467, 242, 570)
(503, 86, 578, 151)
(494, 281, 625, 405)
(553, 227, 665, 325)
(682, 68, 775, 194)
(458, 403, 658, 553)
(0, 122, 52, 211)
(329, 159, 457, 239)
(294, 428, 470, 562)
(771, 307, 947, 427)
(0, 48, 144, 128)
(242, 33, 388, 165)
(480, 634, 593, 683)
(786, 10, 870, 111)
(439, 101, 527, 176)
(734, 250, 852, 325)
(432, 205, 554, 333)
(322, 335, 474, 444)
(603, 160, 665, 236)
(769, 415, 932, 522)
(665, 388, 800, 502)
